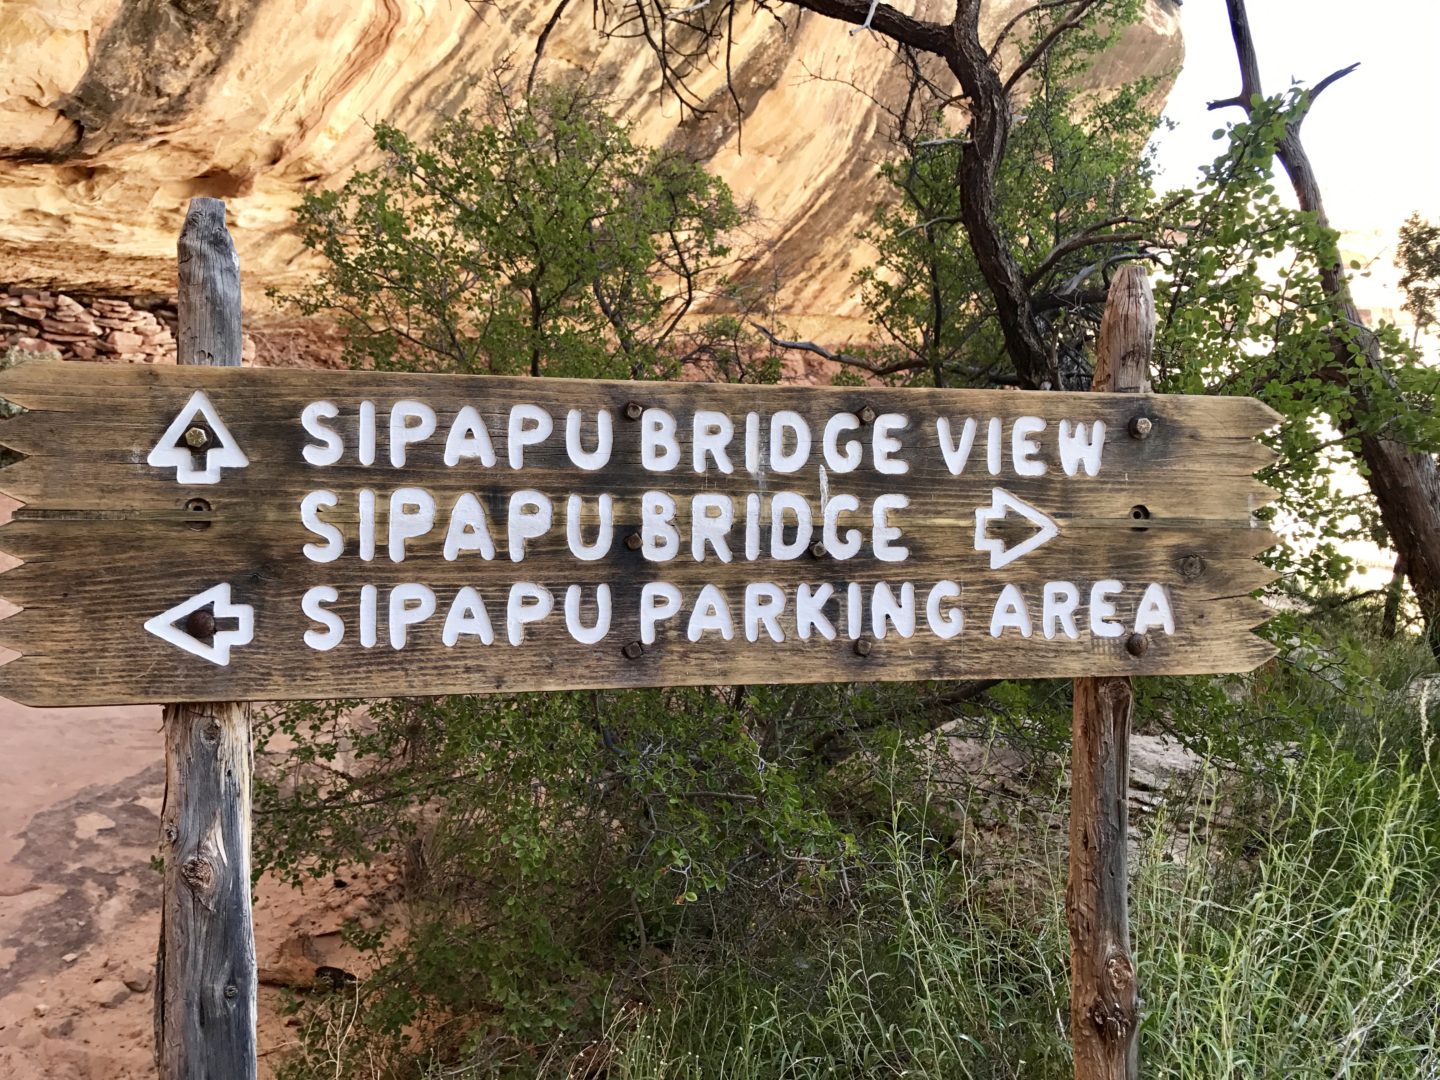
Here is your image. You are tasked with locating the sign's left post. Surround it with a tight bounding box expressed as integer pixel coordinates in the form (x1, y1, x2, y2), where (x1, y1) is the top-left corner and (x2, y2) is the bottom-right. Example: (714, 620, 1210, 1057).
(153, 198, 258, 1080)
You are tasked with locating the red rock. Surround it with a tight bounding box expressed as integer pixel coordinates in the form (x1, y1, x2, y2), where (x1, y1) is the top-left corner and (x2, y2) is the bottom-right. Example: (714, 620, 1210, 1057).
(106, 330, 144, 352)
(86, 980, 129, 1009)
(41, 319, 98, 337)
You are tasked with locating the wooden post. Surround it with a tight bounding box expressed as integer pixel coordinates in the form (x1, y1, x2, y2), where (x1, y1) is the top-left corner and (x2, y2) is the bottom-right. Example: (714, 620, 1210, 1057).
(1067, 264, 1153, 1080)
(154, 198, 258, 1079)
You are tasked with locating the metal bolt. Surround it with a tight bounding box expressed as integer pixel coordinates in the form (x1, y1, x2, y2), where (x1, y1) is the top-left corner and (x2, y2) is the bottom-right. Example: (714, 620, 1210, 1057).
(1180, 554, 1206, 579)
(624, 532, 643, 551)
(223, 984, 238, 1000)
(1125, 632, 1150, 657)
(809, 541, 827, 559)
(853, 637, 873, 657)
(185, 607, 216, 640)
(623, 401, 644, 421)
(183, 425, 211, 449)
(621, 641, 645, 660)
(856, 405, 877, 425)
(1128, 416, 1154, 440)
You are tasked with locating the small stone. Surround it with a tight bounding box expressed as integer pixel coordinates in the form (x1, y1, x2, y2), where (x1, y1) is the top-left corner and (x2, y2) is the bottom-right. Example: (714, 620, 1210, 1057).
(32, 1003, 47, 1018)
(106, 330, 144, 352)
(121, 965, 152, 993)
(61, 953, 78, 964)
(11, 337, 58, 357)
(87, 980, 129, 1009)
(12, 1024, 42, 1050)
(42, 1017, 75, 1039)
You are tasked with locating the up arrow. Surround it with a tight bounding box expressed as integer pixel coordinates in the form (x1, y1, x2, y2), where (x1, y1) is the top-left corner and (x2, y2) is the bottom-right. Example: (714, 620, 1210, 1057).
(147, 389, 249, 484)
(974, 487, 1059, 569)
(143, 583, 255, 666)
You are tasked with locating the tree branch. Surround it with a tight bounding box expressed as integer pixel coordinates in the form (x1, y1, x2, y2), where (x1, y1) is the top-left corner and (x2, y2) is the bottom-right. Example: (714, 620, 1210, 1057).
(793, 0, 952, 53)
(1002, 0, 1102, 96)
(1024, 222, 1153, 288)
(988, 0, 1077, 63)
(527, 0, 575, 96)
(750, 321, 1020, 385)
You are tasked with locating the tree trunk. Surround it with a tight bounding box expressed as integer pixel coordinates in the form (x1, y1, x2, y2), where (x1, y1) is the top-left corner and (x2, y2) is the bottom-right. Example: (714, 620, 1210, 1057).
(1067, 265, 1151, 1080)
(946, 0, 1054, 390)
(154, 197, 258, 1080)
(1219, 0, 1440, 660)
(1383, 554, 1407, 639)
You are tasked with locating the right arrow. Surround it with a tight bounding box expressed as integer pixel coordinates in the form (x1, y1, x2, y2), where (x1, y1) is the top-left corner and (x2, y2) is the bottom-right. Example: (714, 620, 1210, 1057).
(974, 487, 1060, 569)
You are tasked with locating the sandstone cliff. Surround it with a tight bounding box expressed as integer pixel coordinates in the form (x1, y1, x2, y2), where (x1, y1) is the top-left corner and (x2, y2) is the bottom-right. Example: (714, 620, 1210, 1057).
(0, 1, 1181, 336)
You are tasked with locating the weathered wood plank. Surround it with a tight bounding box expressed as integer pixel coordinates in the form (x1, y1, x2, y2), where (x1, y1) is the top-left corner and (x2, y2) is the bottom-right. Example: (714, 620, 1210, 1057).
(153, 197, 257, 1080)
(0, 515, 1279, 604)
(0, 362, 1280, 495)
(0, 623, 1277, 706)
(0, 575, 1272, 704)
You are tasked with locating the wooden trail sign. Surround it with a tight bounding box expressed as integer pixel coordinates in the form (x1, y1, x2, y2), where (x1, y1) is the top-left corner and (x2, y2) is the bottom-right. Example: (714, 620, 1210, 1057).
(0, 361, 1278, 706)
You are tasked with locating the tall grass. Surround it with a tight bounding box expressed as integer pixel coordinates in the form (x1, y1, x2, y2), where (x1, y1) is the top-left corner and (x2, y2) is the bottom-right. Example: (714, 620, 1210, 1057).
(1137, 743, 1440, 1077)
(593, 737, 1440, 1080)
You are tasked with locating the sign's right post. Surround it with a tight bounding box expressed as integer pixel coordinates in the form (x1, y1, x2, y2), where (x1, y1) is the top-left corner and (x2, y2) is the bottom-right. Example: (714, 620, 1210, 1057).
(1067, 264, 1153, 1080)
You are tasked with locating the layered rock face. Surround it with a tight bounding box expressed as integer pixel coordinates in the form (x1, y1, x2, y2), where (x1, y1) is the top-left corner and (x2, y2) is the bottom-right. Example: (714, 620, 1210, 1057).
(0, 1, 1181, 335)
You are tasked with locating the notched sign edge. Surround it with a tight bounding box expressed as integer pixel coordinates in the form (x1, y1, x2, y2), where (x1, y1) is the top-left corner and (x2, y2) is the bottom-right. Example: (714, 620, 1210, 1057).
(0, 359, 1291, 706)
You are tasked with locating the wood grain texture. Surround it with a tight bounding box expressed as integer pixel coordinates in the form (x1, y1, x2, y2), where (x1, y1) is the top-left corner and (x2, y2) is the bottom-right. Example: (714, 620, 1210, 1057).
(153, 197, 257, 1080)
(1069, 265, 1151, 1080)
(0, 351, 1278, 706)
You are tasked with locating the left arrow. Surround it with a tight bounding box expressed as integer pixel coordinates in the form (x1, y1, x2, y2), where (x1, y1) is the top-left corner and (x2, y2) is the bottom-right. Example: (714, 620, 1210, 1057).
(143, 583, 255, 665)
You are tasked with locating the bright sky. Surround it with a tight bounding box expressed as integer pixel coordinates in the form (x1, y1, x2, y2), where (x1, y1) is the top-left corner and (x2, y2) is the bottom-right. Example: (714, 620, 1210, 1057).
(1152, 1, 1440, 243)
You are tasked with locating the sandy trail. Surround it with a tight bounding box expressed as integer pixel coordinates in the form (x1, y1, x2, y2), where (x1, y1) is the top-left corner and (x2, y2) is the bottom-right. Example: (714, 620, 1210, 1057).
(0, 697, 376, 1078)
(0, 699, 169, 1078)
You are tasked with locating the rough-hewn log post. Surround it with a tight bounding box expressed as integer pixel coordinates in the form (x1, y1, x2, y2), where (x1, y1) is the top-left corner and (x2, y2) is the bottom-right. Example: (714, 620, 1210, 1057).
(154, 197, 257, 1079)
(1067, 264, 1152, 1080)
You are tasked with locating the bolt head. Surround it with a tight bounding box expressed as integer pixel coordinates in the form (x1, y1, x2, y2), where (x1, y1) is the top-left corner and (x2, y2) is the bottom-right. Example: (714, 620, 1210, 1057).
(1128, 416, 1154, 439)
(857, 405, 877, 424)
(624, 532, 643, 551)
(185, 608, 216, 640)
(183, 426, 211, 449)
(1125, 632, 1150, 657)
(809, 541, 827, 559)
(853, 637, 873, 657)
(1180, 554, 1206, 579)
(621, 641, 644, 660)
(623, 401, 644, 421)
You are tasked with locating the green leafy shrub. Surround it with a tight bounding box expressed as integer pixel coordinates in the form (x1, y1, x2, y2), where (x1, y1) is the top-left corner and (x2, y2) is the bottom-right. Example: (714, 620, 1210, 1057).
(279, 79, 744, 381)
